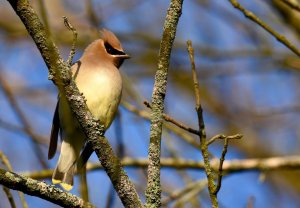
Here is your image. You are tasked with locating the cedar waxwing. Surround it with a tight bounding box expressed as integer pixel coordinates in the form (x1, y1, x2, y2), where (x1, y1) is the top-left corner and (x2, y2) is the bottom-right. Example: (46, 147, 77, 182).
(48, 29, 130, 191)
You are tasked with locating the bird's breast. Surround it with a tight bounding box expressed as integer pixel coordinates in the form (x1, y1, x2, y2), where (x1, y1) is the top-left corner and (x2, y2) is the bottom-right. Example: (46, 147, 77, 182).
(75, 67, 122, 128)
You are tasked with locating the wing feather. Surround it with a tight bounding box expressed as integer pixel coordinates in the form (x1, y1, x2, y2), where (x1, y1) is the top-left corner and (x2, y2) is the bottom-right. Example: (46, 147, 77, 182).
(48, 101, 60, 159)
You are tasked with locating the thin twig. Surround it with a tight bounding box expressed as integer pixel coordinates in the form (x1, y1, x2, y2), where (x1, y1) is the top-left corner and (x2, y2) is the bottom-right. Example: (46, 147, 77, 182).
(246, 196, 255, 208)
(228, 0, 300, 57)
(172, 181, 206, 207)
(85, 0, 102, 28)
(3, 187, 17, 208)
(144, 101, 200, 135)
(187, 42, 201, 114)
(0, 152, 13, 171)
(78, 168, 89, 202)
(145, 0, 183, 207)
(0, 151, 28, 208)
(212, 134, 243, 194)
(187, 41, 206, 141)
(0, 119, 49, 146)
(187, 40, 218, 207)
(63, 16, 77, 67)
(122, 101, 201, 149)
(105, 186, 115, 208)
(207, 135, 226, 146)
(206, 134, 242, 146)
(162, 179, 207, 206)
(37, 0, 50, 35)
(163, 130, 201, 207)
(0, 151, 18, 208)
(213, 138, 229, 194)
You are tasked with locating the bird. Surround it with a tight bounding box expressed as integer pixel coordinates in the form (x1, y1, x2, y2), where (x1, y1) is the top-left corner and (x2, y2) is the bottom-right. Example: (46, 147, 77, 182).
(48, 29, 130, 191)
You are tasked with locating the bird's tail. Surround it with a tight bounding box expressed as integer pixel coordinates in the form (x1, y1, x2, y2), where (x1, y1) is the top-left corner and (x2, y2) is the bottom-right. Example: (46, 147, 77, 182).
(52, 165, 75, 191)
(52, 138, 84, 191)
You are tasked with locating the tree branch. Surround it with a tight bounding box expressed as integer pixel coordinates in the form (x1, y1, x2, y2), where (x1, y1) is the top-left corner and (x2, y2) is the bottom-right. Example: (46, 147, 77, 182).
(162, 179, 207, 206)
(122, 101, 201, 150)
(213, 138, 229, 195)
(228, 0, 300, 57)
(206, 134, 242, 146)
(3, 186, 17, 208)
(6, 0, 142, 207)
(187, 40, 218, 207)
(145, 0, 184, 207)
(23, 156, 300, 180)
(280, 0, 300, 12)
(63, 16, 77, 67)
(0, 168, 94, 208)
(144, 101, 200, 135)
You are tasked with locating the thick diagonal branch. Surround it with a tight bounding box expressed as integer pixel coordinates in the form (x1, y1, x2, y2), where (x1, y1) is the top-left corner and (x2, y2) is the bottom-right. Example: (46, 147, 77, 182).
(7, 0, 142, 207)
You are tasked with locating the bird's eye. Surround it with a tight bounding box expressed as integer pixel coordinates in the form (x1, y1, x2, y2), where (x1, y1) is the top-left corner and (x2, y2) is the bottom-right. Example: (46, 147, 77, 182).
(104, 42, 126, 56)
(105, 43, 114, 54)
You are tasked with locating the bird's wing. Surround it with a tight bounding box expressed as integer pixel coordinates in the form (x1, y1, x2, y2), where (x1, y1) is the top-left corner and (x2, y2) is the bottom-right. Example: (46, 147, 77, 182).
(48, 101, 60, 160)
(48, 61, 81, 160)
(77, 142, 94, 170)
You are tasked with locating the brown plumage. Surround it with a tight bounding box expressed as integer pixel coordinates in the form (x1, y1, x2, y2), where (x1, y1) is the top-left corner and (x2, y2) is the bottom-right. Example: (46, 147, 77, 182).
(48, 29, 129, 191)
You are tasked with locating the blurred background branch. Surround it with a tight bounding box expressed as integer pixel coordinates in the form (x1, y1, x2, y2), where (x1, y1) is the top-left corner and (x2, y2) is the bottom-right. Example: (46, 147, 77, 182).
(0, 70, 49, 169)
(22, 155, 300, 179)
(0, 151, 27, 208)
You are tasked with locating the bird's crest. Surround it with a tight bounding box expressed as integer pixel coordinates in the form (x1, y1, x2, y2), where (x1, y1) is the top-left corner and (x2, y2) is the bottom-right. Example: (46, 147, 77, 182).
(100, 29, 123, 52)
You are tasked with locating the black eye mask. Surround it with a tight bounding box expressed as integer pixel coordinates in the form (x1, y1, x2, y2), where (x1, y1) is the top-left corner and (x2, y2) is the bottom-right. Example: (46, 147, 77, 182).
(104, 42, 126, 56)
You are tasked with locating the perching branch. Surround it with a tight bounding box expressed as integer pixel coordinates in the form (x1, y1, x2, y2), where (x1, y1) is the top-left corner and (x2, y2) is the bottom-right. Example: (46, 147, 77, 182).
(6, 0, 142, 207)
(145, 0, 184, 207)
(0, 168, 94, 208)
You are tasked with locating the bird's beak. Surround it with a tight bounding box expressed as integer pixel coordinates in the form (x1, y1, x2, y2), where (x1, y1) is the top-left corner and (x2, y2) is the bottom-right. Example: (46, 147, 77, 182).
(118, 53, 131, 59)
